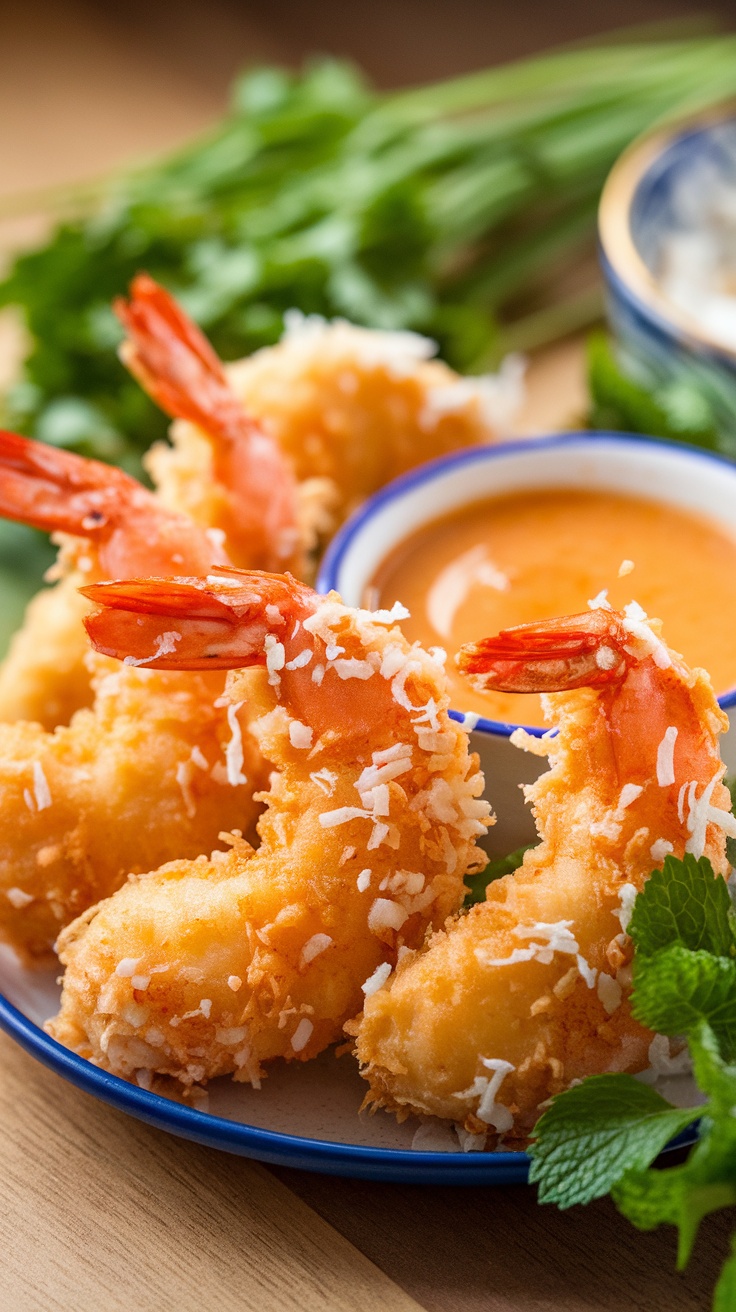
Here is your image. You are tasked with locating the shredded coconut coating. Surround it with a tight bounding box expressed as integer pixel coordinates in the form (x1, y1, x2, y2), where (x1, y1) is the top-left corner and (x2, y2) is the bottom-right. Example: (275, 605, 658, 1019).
(0, 661, 266, 962)
(149, 316, 517, 568)
(354, 622, 731, 1144)
(48, 581, 491, 1090)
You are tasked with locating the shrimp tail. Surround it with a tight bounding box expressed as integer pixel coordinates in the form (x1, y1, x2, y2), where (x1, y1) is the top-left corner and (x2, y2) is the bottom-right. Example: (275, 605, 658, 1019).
(81, 569, 314, 671)
(0, 428, 137, 539)
(115, 274, 301, 570)
(114, 274, 249, 445)
(457, 608, 633, 693)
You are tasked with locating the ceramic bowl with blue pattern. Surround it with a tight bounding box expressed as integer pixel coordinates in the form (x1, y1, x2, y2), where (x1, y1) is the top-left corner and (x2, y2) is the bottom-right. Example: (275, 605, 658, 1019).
(318, 432, 736, 858)
(599, 106, 736, 448)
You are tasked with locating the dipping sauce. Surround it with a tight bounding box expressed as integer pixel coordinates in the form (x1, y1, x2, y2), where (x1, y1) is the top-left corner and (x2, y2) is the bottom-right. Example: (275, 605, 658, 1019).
(366, 487, 736, 726)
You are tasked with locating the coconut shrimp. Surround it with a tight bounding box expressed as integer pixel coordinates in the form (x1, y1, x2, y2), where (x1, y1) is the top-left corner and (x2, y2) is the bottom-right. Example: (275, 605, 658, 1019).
(47, 570, 491, 1088)
(147, 308, 524, 556)
(354, 605, 735, 1145)
(0, 439, 266, 960)
(115, 275, 304, 572)
(0, 431, 230, 728)
(0, 658, 266, 962)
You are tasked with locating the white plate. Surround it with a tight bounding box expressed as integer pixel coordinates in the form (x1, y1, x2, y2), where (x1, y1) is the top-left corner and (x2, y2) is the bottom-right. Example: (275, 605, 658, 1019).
(0, 946, 699, 1183)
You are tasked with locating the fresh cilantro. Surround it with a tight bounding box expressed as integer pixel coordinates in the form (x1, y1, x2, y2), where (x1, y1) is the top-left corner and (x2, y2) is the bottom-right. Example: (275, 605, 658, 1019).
(586, 332, 729, 457)
(463, 845, 530, 907)
(727, 777, 736, 869)
(529, 856, 736, 1309)
(4, 37, 736, 469)
(628, 855, 736, 959)
(528, 1076, 701, 1207)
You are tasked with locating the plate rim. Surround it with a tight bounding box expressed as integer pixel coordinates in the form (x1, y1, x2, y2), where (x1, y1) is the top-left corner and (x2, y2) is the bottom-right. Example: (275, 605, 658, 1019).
(0, 988, 700, 1183)
(0, 988, 534, 1182)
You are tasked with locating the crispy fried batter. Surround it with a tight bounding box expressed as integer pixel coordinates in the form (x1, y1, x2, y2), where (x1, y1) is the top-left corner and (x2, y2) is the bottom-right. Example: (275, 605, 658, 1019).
(354, 609, 732, 1143)
(47, 573, 491, 1087)
(0, 660, 266, 961)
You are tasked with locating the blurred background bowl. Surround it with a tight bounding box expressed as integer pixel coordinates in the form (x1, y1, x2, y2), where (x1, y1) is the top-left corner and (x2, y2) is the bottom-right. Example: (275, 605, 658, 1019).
(599, 105, 736, 451)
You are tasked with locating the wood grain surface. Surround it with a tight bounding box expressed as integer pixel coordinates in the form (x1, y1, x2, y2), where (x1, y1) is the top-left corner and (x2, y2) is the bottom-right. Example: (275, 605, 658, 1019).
(0, 5, 732, 1310)
(0, 1032, 422, 1312)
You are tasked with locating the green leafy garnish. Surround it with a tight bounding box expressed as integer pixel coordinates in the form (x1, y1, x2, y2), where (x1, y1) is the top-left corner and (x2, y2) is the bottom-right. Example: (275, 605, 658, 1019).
(587, 333, 724, 454)
(631, 946, 736, 1061)
(715, 1239, 736, 1311)
(529, 855, 736, 1308)
(629, 854, 736, 959)
(463, 844, 530, 906)
(6, 33, 736, 472)
(529, 1077, 701, 1207)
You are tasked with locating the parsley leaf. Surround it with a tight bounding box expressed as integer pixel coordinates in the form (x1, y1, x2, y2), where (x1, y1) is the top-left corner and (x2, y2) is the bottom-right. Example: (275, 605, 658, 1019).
(632, 946, 736, 1061)
(528, 1076, 701, 1208)
(628, 855, 736, 959)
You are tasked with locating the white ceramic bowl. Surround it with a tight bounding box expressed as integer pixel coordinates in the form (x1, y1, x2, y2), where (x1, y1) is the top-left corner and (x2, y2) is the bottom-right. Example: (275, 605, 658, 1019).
(318, 433, 736, 856)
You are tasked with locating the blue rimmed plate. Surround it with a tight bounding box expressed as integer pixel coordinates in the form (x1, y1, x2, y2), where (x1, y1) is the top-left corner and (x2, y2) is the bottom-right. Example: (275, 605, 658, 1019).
(0, 947, 699, 1182)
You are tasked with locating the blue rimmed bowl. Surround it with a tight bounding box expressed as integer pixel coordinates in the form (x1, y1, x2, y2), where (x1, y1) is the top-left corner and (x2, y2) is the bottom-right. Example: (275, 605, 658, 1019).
(599, 106, 736, 451)
(0, 433, 716, 1181)
(318, 432, 736, 856)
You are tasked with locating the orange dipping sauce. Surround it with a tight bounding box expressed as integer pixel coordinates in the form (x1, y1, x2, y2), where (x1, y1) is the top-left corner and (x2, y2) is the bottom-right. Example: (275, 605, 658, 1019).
(365, 487, 736, 726)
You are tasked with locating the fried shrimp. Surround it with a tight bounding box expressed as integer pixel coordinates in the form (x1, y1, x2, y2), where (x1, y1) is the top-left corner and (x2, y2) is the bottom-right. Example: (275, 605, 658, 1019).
(0, 658, 265, 962)
(0, 432, 229, 728)
(354, 605, 736, 1144)
(148, 309, 524, 556)
(0, 441, 267, 960)
(47, 570, 491, 1088)
(115, 275, 303, 573)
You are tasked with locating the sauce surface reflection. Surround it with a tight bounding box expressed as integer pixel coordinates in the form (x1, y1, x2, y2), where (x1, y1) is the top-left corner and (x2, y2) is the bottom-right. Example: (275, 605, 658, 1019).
(366, 488, 736, 726)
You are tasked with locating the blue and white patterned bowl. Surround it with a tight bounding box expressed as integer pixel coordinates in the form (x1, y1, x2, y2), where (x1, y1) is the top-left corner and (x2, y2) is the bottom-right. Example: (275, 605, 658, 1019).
(599, 106, 736, 449)
(319, 432, 736, 856)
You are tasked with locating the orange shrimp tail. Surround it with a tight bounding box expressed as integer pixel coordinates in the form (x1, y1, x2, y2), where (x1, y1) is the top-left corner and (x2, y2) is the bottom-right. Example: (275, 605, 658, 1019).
(115, 274, 301, 570)
(114, 274, 257, 447)
(81, 569, 315, 671)
(0, 428, 140, 538)
(457, 608, 634, 693)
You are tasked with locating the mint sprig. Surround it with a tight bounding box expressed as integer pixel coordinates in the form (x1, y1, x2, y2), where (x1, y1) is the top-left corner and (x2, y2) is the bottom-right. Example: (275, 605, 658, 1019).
(529, 1077, 701, 1207)
(715, 1239, 736, 1312)
(529, 854, 736, 1309)
(628, 854, 736, 959)
(631, 946, 736, 1061)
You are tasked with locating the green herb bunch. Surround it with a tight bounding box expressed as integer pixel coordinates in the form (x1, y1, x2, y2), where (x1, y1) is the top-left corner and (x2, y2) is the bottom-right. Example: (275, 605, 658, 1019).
(530, 853, 736, 1309)
(6, 33, 736, 473)
(587, 333, 736, 458)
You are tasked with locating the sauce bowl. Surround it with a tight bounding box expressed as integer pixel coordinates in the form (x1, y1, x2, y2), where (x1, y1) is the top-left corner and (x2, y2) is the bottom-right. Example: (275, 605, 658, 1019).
(318, 432, 736, 855)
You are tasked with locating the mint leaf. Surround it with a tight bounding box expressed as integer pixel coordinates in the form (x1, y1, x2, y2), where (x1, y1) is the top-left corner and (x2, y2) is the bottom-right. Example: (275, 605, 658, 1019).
(614, 1167, 736, 1268)
(612, 1162, 686, 1230)
(632, 946, 736, 1060)
(528, 1075, 701, 1208)
(463, 844, 530, 907)
(715, 1238, 736, 1312)
(689, 1020, 736, 1112)
(614, 1024, 736, 1267)
(629, 855, 736, 959)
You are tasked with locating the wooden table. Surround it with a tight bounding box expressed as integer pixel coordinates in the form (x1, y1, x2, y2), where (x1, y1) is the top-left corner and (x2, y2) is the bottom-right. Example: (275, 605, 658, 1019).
(0, 5, 731, 1308)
